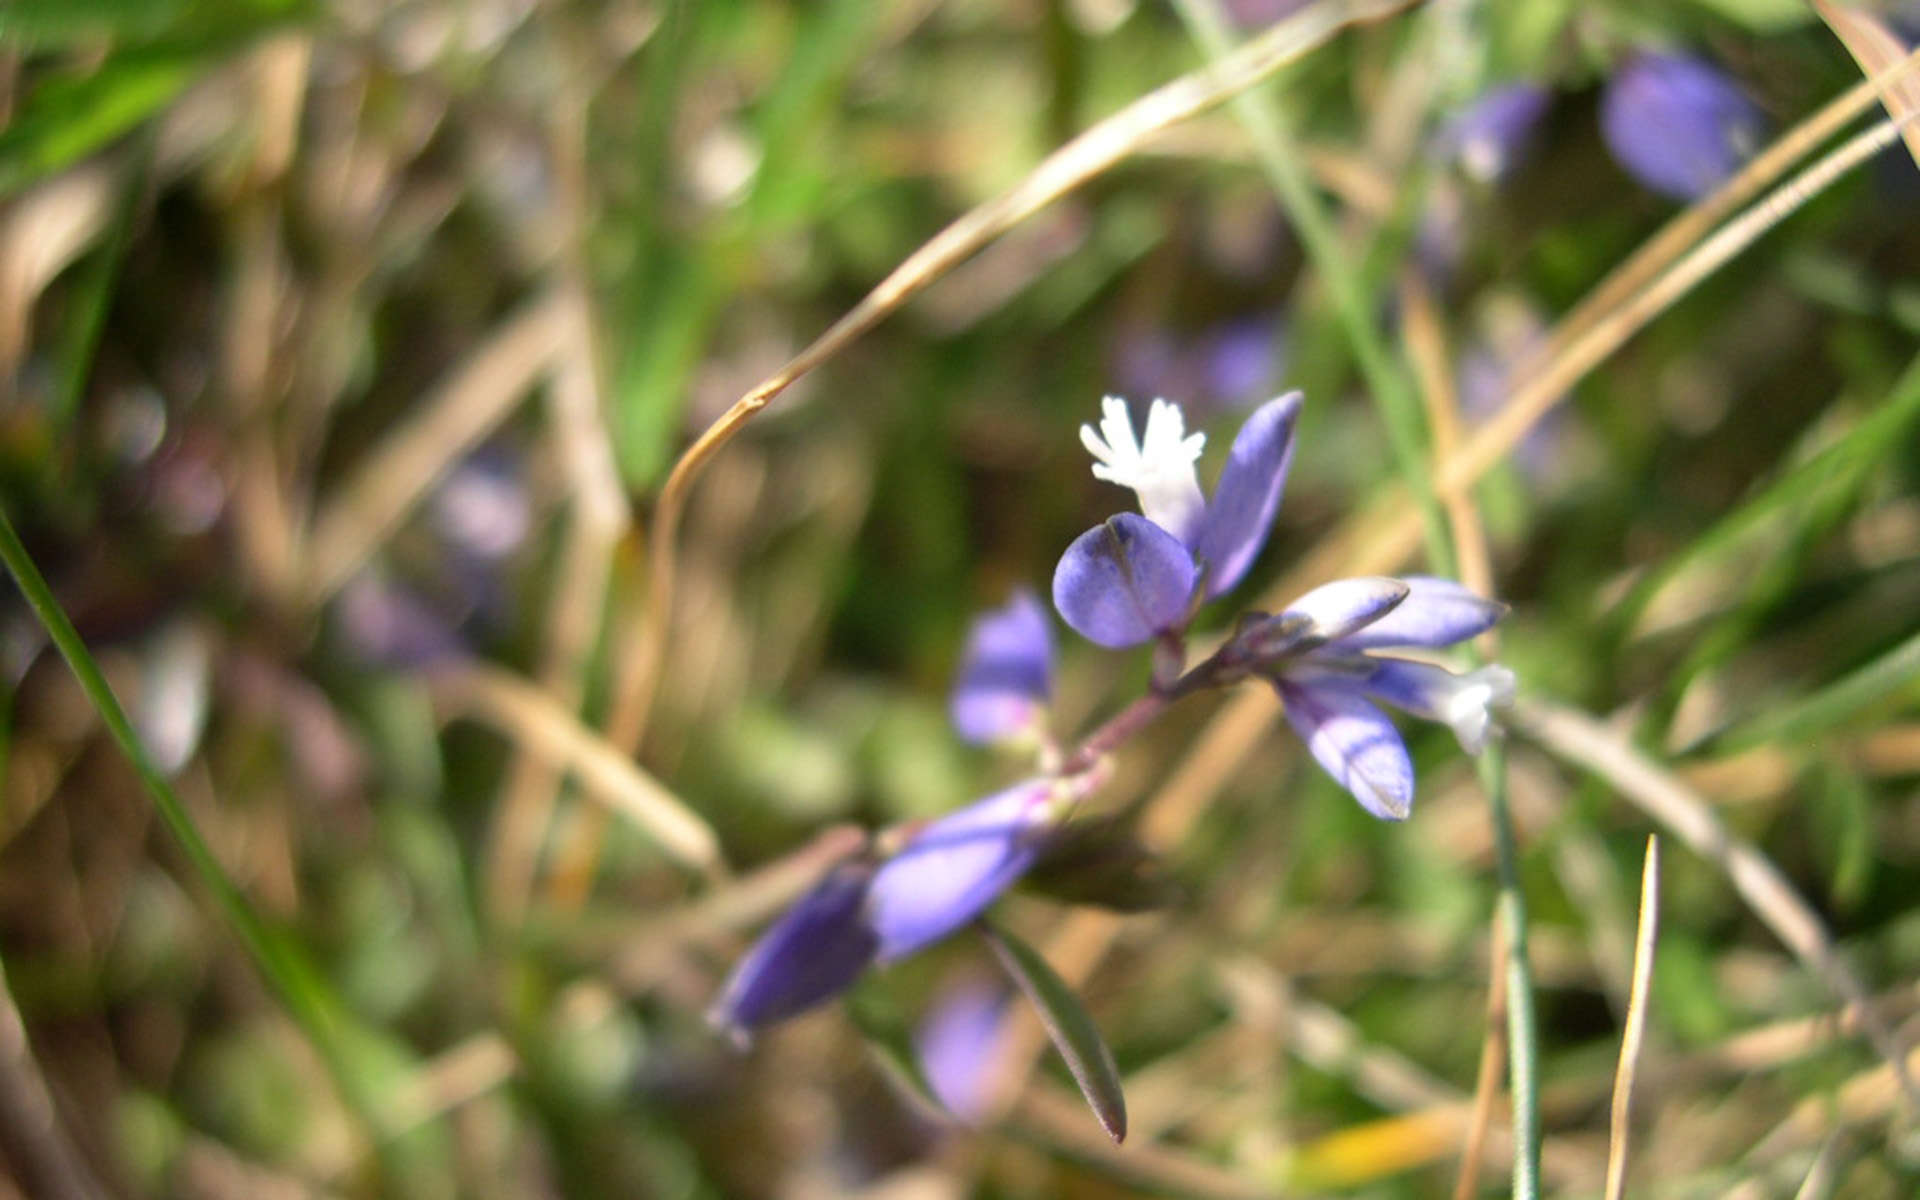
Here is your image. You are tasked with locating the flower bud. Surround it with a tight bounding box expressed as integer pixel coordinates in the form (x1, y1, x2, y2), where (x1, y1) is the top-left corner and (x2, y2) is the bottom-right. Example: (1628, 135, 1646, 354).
(708, 861, 878, 1045)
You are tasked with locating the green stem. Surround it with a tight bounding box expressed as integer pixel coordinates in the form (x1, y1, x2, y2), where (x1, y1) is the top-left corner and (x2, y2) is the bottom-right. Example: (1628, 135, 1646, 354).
(0, 507, 389, 1151)
(1481, 741, 1540, 1197)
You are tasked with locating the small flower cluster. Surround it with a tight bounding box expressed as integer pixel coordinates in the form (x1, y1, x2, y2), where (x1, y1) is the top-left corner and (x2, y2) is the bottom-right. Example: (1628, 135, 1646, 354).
(711, 392, 1514, 1052)
(1434, 51, 1765, 203)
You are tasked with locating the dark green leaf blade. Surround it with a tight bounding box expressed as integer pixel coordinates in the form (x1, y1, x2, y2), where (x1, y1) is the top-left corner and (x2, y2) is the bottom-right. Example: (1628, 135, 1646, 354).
(981, 921, 1126, 1143)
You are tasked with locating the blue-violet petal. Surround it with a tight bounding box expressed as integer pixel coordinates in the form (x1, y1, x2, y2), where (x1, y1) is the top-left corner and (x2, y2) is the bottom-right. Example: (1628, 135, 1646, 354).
(1276, 679, 1415, 821)
(1600, 51, 1764, 201)
(1052, 514, 1198, 648)
(1272, 576, 1410, 652)
(1357, 658, 1516, 755)
(709, 862, 879, 1042)
(1330, 576, 1508, 650)
(1194, 391, 1302, 598)
(869, 781, 1055, 962)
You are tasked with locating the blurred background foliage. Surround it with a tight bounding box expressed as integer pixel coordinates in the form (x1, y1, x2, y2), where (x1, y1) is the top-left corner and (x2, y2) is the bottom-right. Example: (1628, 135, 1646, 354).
(3, 0, 1920, 1196)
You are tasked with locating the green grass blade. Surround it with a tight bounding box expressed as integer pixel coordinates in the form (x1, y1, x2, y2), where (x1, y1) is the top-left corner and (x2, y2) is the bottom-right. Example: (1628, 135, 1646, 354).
(0, 505, 392, 1148)
(1610, 350, 1920, 648)
(1704, 626, 1920, 756)
(0, 50, 199, 196)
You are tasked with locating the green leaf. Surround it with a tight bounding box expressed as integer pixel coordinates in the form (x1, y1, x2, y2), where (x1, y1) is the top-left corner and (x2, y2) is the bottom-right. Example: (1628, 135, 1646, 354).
(1683, 0, 1815, 34)
(1706, 626, 1920, 755)
(0, 0, 194, 41)
(0, 0, 310, 44)
(0, 49, 199, 195)
(981, 921, 1126, 1144)
(1811, 759, 1874, 912)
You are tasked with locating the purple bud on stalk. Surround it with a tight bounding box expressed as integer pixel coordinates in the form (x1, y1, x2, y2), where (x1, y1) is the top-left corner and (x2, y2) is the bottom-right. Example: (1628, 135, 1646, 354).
(1601, 51, 1766, 201)
(869, 779, 1062, 963)
(707, 862, 879, 1044)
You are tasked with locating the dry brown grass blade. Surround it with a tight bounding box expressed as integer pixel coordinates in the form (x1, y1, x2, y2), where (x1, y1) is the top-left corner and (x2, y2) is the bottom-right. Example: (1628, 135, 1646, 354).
(429, 661, 721, 873)
(303, 291, 571, 603)
(1453, 911, 1510, 1200)
(1506, 698, 1915, 1106)
(1603, 835, 1661, 1200)
(1400, 272, 1495, 602)
(606, 0, 1420, 763)
(0, 163, 114, 378)
(1436, 114, 1911, 508)
(1750, 1043, 1920, 1165)
(485, 286, 629, 921)
(1816, 4, 1920, 169)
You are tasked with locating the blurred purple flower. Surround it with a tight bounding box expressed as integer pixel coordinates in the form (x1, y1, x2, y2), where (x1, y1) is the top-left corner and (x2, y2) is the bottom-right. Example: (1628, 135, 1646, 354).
(1053, 394, 1300, 647)
(1413, 180, 1468, 289)
(336, 573, 465, 668)
(708, 861, 880, 1045)
(1456, 298, 1569, 484)
(432, 451, 531, 563)
(869, 779, 1062, 963)
(1249, 576, 1514, 820)
(1204, 317, 1283, 406)
(1439, 83, 1552, 184)
(1112, 319, 1286, 417)
(1601, 52, 1765, 201)
(916, 980, 1007, 1120)
(950, 588, 1055, 745)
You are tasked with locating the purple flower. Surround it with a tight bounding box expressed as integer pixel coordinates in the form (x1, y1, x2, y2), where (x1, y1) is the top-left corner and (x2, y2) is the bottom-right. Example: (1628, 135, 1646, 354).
(710, 780, 1070, 1041)
(1439, 83, 1552, 184)
(1601, 52, 1766, 201)
(336, 573, 465, 667)
(916, 980, 1007, 1120)
(869, 779, 1063, 962)
(1252, 576, 1515, 820)
(950, 589, 1056, 744)
(432, 451, 530, 562)
(707, 861, 880, 1044)
(1203, 317, 1285, 407)
(1053, 394, 1301, 647)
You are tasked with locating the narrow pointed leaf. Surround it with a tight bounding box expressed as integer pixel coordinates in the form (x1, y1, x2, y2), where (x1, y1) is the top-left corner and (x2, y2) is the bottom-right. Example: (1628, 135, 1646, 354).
(981, 921, 1127, 1143)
